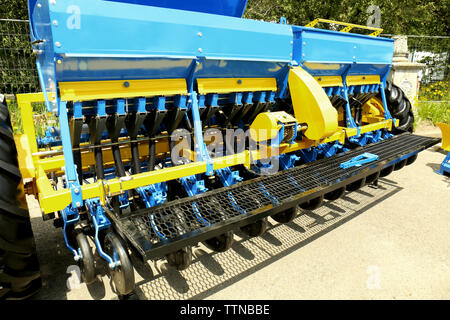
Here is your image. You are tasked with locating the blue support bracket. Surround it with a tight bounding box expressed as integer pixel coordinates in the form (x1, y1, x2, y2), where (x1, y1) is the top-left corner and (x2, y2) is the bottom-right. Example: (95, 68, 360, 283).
(340, 64, 360, 136)
(118, 191, 130, 210)
(60, 205, 81, 261)
(185, 58, 213, 175)
(317, 142, 343, 158)
(298, 147, 318, 163)
(349, 132, 369, 146)
(58, 99, 83, 208)
(380, 65, 393, 121)
(115, 98, 126, 115)
(37, 126, 61, 147)
(437, 152, 450, 176)
(275, 64, 291, 99)
(216, 167, 243, 187)
(340, 152, 379, 169)
(279, 153, 300, 170)
(85, 198, 118, 269)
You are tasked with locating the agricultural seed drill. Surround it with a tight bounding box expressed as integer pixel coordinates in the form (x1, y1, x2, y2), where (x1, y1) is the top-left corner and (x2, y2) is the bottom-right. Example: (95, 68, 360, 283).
(0, 0, 440, 299)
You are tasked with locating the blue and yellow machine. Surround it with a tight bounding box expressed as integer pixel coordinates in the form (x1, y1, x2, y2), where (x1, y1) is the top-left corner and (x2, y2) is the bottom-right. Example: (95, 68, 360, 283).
(8, 0, 439, 296)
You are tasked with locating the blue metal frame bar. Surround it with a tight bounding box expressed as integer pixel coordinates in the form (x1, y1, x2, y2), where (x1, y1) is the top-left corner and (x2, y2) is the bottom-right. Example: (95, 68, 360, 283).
(58, 99, 83, 208)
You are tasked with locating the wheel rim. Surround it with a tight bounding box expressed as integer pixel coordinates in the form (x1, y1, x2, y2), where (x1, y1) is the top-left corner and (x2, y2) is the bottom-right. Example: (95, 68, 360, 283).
(104, 232, 135, 295)
(75, 231, 96, 284)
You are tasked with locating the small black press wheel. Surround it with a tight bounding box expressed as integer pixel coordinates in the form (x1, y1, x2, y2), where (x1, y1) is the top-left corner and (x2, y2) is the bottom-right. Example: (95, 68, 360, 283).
(324, 187, 346, 201)
(74, 230, 96, 284)
(203, 231, 234, 252)
(166, 246, 192, 271)
(103, 232, 135, 295)
(365, 171, 381, 185)
(299, 195, 324, 210)
(394, 159, 407, 171)
(379, 165, 394, 177)
(271, 206, 297, 224)
(346, 177, 367, 192)
(406, 154, 418, 166)
(240, 217, 268, 237)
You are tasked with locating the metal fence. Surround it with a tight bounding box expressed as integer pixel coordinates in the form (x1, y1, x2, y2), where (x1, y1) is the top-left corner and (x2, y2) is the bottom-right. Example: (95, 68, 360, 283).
(0, 18, 39, 95)
(0, 18, 449, 99)
(406, 35, 449, 103)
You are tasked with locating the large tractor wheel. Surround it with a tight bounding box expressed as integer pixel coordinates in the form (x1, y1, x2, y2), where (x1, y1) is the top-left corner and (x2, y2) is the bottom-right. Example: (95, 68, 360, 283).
(384, 82, 414, 133)
(0, 102, 41, 299)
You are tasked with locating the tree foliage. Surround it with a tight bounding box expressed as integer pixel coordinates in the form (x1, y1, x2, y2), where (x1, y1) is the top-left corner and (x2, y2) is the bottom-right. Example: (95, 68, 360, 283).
(244, 0, 449, 36)
(0, 0, 28, 19)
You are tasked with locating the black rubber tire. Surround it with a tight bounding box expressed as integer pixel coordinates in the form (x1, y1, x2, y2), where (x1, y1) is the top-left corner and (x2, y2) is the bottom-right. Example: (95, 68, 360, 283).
(299, 195, 324, 211)
(203, 231, 234, 252)
(397, 111, 414, 133)
(379, 165, 395, 177)
(240, 217, 268, 237)
(166, 246, 192, 271)
(383, 82, 414, 133)
(346, 177, 367, 192)
(387, 85, 401, 104)
(324, 187, 346, 201)
(103, 232, 135, 296)
(0, 102, 41, 300)
(392, 99, 409, 120)
(75, 230, 96, 284)
(271, 207, 297, 224)
(406, 154, 418, 166)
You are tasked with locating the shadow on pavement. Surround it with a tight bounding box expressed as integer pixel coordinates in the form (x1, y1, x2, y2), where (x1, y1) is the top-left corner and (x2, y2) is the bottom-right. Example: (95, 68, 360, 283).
(28, 179, 402, 300)
(135, 179, 403, 300)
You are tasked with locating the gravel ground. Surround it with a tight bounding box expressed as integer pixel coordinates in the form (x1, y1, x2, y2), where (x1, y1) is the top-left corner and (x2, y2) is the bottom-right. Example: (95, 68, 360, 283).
(28, 138, 449, 300)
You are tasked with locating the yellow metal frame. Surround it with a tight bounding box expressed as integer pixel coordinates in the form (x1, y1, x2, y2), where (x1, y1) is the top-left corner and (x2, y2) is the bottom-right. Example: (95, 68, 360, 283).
(59, 78, 188, 101)
(15, 84, 394, 214)
(346, 75, 380, 86)
(314, 75, 381, 88)
(305, 18, 383, 37)
(197, 78, 277, 94)
(314, 76, 343, 87)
